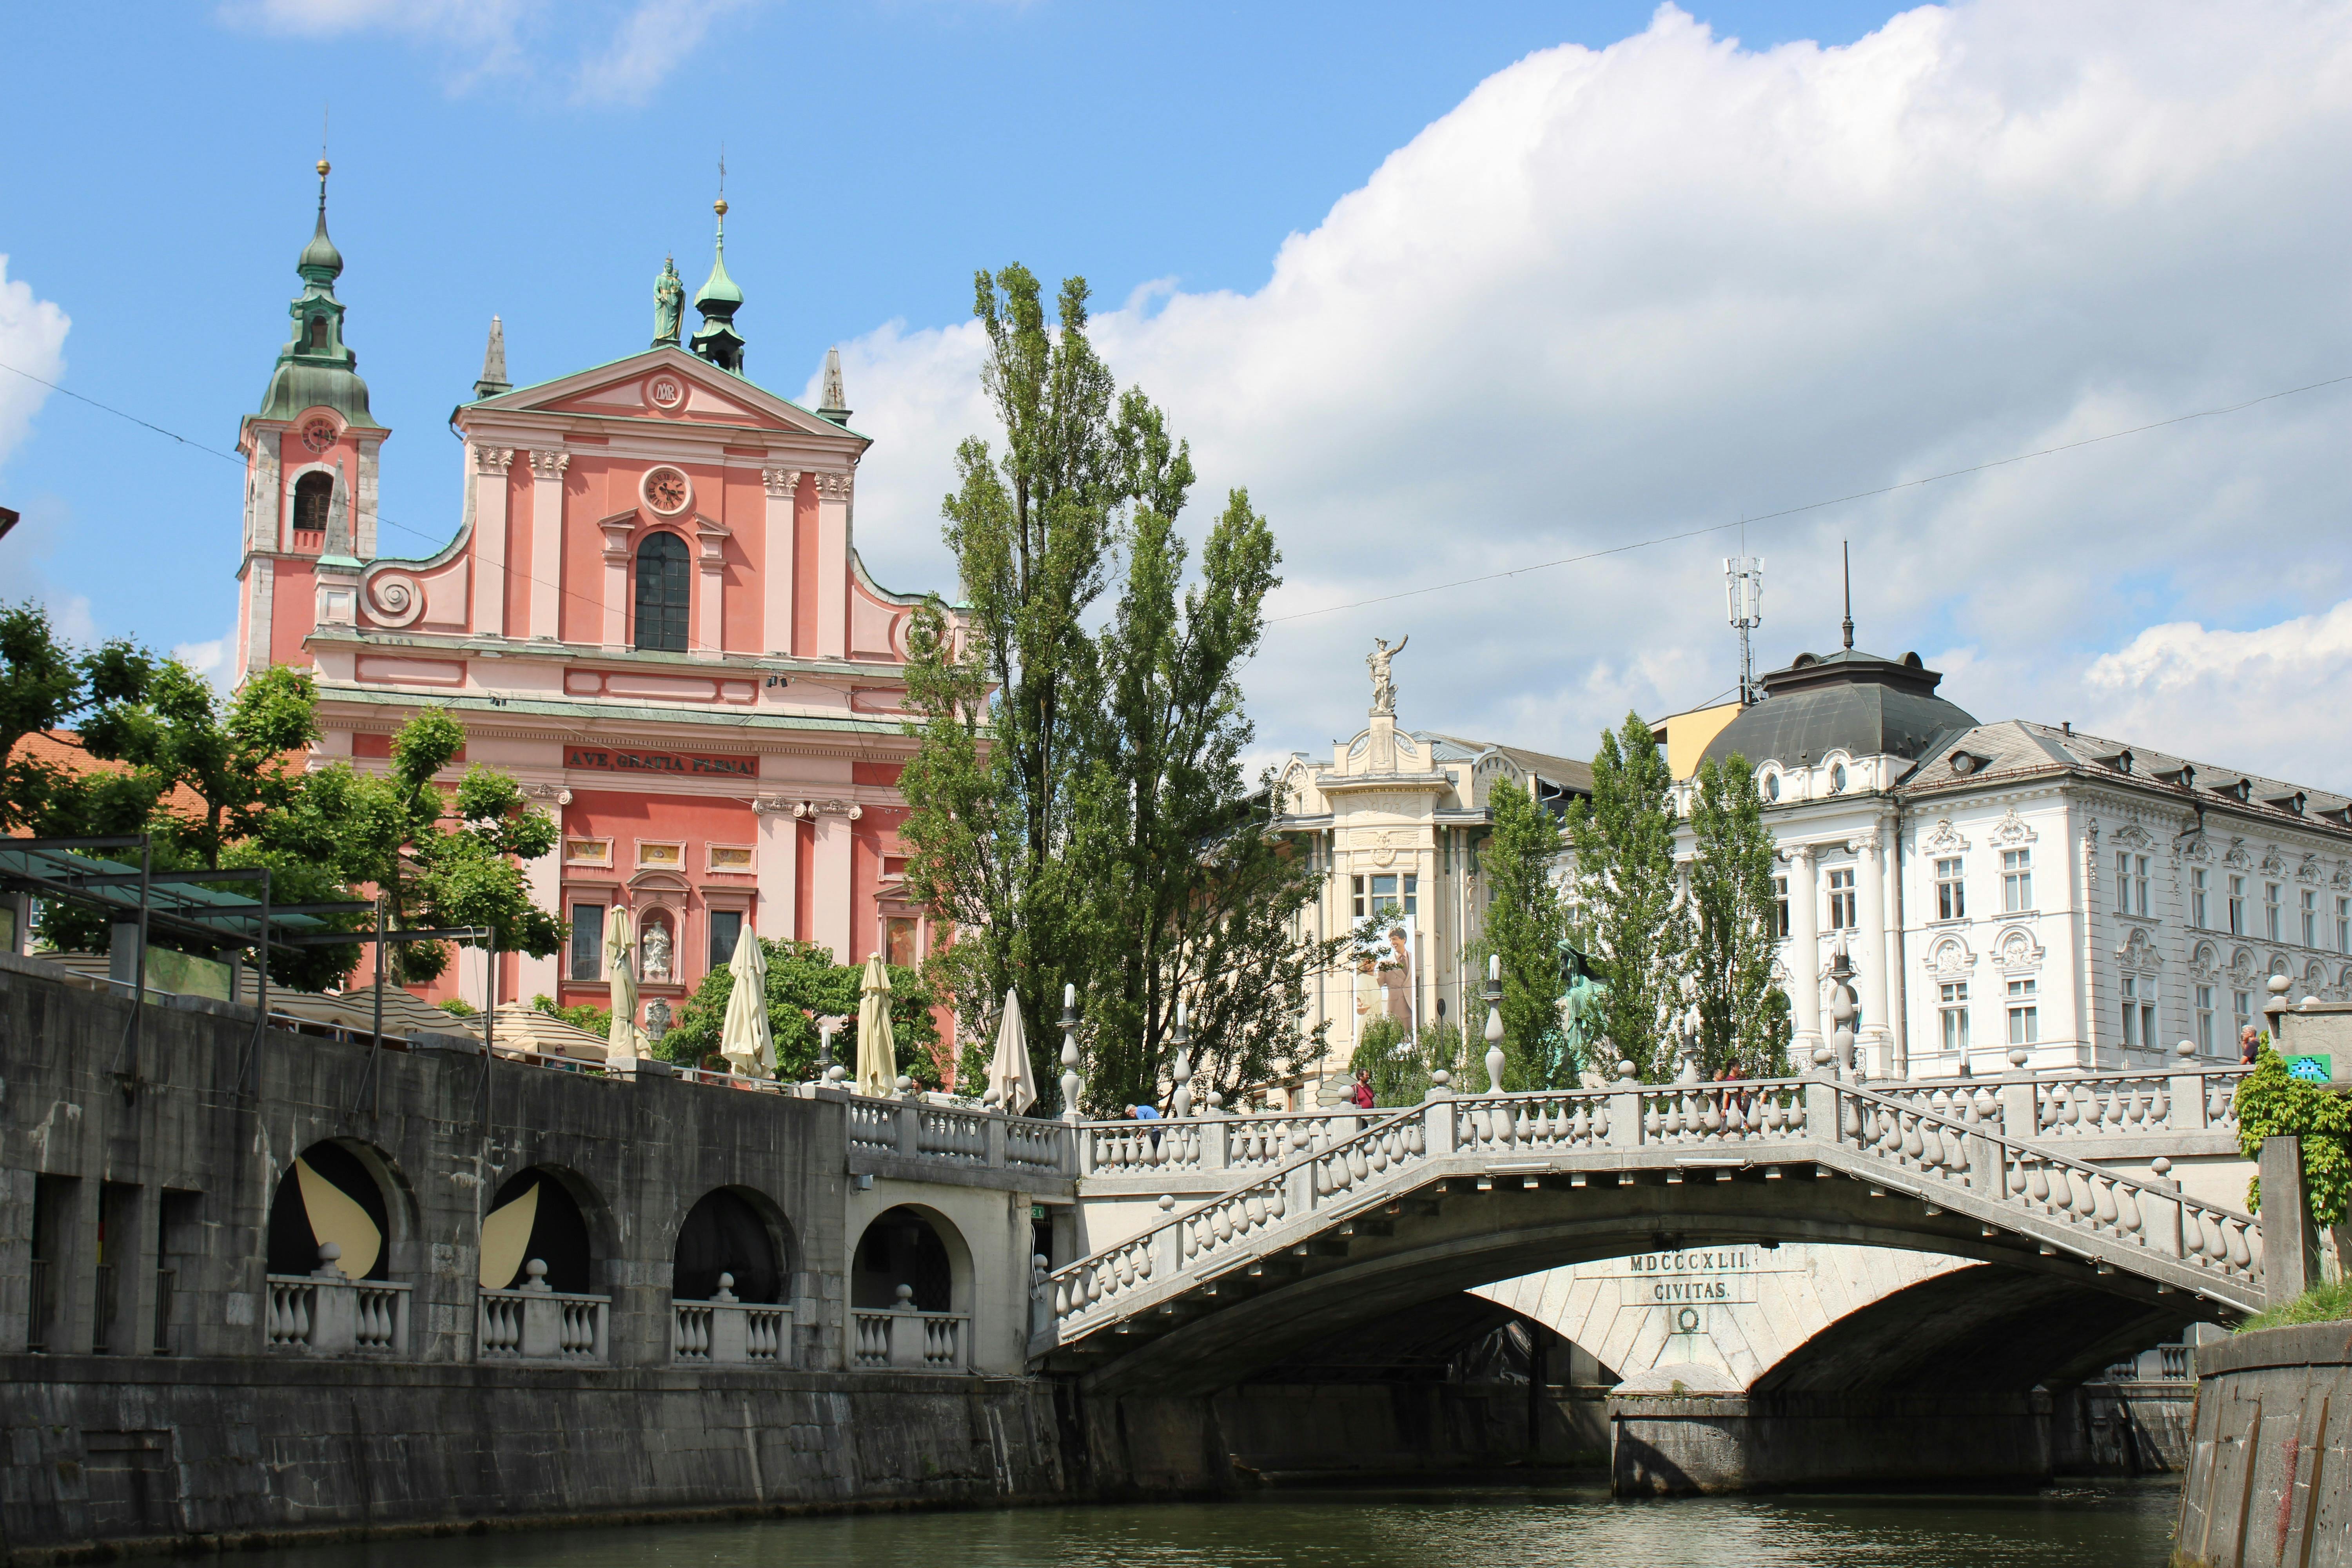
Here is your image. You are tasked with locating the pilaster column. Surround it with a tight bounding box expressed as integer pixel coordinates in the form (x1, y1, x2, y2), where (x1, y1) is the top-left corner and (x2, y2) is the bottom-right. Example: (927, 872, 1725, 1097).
(752, 797, 801, 947)
(806, 799, 861, 963)
(597, 515, 633, 649)
(813, 471, 851, 659)
(1855, 828, 1892, 1075)
(470, 446, 514, 637)
(526, 450, 568, 640)
(356, 435, 384, 559)
(694, 517, 730, 655)
(517, 786, 569, 1000)
(762, 468, 801, 655)
(1785, 843, 1823, 1060)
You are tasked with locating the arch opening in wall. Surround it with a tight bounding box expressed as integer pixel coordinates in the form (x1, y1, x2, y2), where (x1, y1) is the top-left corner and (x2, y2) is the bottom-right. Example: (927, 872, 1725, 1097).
(292, 471, 332, 539)
(634, 531, 691, 652)
(481, 1167, 595, 1292)
(852, 1204, 966, 1312)
(673, 1187, 789, 1303)
(267, 1140, 397, 1280)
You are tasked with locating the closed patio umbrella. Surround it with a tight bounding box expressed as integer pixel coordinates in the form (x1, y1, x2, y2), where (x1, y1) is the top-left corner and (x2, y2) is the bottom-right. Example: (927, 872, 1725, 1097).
(605, 906, 645, 1060)
(983, 987, 1037, 1115)
(717, 924, 773, 1078)
(854, 954, 895, 1096)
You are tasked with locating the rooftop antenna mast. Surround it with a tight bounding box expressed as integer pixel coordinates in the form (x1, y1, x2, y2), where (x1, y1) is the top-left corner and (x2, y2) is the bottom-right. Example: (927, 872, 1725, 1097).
(1840, 539, 1855, 651)
(1725, 550, 1764, 706)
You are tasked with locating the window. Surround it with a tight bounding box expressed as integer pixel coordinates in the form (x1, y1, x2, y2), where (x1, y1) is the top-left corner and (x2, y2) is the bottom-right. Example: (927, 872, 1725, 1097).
(2302, 888, 2319, 948)
(2190, 868, 2208, 929)
(708, 909, 744, 971)
(1828, 867, 1857, 930)
(2265, 882, 2283, 942)
(2119, 975, 2155, 1049)
(1773, 875, 1789, 938)
(1935, 858, 1965, 921)
(1351, 874, 1418, 920)
(2195, 984, 2215, 1053)
(569, 903, 605, 981)
(633, 532, 692, 652)
(2228, 875, 2245, 936)
(2116, 853, 2149, 916)
(1939, 982, 1969, 1053)
(2338, 896, 2350, 956)
(292, 471, 332, 540)
(2002, 850, 2033, 913)
(1829, 762, 1847, 794)
(2233, 989, 2252, 1041)
(637, 841, 684, 869)
(307, 314, 328, 350)
(2006, 978, 2038, 1046)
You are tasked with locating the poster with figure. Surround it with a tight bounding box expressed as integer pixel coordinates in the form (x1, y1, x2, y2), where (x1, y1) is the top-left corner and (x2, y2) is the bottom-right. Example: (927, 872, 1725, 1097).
(1348, 912, 1417, 1040)
(1352, 954, 1382, 1046)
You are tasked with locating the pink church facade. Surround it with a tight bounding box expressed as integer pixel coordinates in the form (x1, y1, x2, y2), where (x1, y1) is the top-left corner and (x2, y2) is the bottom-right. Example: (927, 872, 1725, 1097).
(234, 172, 949, 1023)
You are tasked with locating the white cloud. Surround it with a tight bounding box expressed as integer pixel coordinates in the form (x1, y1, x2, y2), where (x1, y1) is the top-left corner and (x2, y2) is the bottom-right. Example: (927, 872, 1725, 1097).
(217, 0, 757, 102)
(2082, 605, 2352, 793)
(171, 634, 238, 690)
(834, 0, 2352, 786)
(0, 255, 69, 471)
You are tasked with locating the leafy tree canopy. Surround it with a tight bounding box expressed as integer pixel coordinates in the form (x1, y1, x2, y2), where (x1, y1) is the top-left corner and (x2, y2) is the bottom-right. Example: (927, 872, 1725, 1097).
(657, 937, 941, 1086)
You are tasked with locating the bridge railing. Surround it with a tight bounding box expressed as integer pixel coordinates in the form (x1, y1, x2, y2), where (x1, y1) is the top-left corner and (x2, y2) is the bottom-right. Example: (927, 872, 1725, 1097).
(1862, 1066, 2247, 1143)
(1077, 1111, 1371, 1177)
(837, 1091, 1079, 1178)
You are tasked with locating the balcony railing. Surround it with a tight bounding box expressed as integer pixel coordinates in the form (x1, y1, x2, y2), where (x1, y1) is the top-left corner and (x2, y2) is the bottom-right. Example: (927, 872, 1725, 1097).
(264, 1274, 412, 1355)
(850, 1288, 971, 1372)
(477, 1262, 608, 1362)
(671, 1287, 793, 1366)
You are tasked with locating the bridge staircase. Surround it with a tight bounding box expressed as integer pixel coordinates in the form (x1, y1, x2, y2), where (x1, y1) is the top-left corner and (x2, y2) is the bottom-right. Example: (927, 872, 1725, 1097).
(1031, 1069, 2264, 1385)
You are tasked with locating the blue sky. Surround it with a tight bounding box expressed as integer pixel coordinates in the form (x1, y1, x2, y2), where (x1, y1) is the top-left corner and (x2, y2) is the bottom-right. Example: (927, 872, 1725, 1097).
(4, 2, 2350, 782)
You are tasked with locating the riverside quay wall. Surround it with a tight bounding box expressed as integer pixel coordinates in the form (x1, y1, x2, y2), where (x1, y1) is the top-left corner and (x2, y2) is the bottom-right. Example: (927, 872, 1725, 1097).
(0, 953, 1075, 1557)
(2171, 1321, 2352, 1568)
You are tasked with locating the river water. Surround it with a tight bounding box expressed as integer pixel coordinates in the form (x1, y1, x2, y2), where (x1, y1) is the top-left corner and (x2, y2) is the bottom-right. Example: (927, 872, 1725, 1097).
(249, 1482, 2183, 1568)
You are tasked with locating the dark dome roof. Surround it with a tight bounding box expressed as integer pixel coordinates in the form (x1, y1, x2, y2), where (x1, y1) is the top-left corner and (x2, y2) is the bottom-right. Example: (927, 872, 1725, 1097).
(1700, 647, 1977, 771)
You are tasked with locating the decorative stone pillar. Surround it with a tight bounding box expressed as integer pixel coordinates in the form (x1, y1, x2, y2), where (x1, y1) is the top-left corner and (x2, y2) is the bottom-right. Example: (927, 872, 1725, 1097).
(802, 799, 861, 964)
(1854, 829, 1892, 1075)
(597, 514, 633, 649)
(752, 795, 800, 945)
(470, 446, 514, 637)
(526, 450, 568, 639)
(761, 468, 801, 655)
(1784, 843, 1823, 1060)
(693, 516, 730, 655)
(812, 471, 852, 659)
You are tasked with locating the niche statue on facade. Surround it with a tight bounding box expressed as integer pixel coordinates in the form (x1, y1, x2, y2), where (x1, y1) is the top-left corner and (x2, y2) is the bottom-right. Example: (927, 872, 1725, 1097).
(641, 918, 673, 984)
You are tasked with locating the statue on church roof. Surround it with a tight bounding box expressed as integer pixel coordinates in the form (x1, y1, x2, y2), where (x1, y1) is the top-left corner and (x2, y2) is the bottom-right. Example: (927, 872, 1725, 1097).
(653, 257, 684, 348)
(1367, 634, 1408, 716)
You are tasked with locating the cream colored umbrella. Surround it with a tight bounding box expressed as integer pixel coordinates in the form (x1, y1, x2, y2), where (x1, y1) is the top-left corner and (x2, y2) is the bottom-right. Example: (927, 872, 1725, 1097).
(983, 987, 1037, 1115)
(717, 924, 773, 1078)
(604, 906, 645, 1060)
(854, 954, 896, 1096)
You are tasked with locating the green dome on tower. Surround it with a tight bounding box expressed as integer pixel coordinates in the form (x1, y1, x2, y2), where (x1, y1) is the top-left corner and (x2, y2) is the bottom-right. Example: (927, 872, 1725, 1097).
(254, 159, 379, 429)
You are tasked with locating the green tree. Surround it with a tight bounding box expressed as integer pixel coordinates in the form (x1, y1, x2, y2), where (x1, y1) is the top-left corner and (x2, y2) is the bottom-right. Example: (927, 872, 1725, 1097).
(898, 265, 1328, 1114)
(1686, 753, 1792, 1077)
(2235, 1045, 2352, 1225)
(1564, 712, 1689, 1079)
(1347, 1017, 1465, 1107)
(79, 662, 318, 870)
(0, 599, 156, 836)
(1474, 777, 1571, 1088)
(656, 937, 941, 1085)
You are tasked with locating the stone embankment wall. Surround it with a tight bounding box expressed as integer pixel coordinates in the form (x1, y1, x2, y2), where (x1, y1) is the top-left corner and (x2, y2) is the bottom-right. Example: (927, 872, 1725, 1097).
(2171, 1322, 2352, 1568)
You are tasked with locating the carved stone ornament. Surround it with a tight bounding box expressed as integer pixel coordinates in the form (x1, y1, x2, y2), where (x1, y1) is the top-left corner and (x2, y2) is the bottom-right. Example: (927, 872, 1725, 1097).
(2188, 943, 2220, 982)
(473, 445, 515, 475)
(363, 570, 425, 629)
(641, 465, 693, 517)
(2296, 853, 2322, 884)
(761, 467, 802, 499)
(2114, 926, 2162, 972)
(530, 450, 571, 479)
(1995, 928, 2045, 973)
(1783, 841, 1817, 867)
(2335, 861, 2351, 891)
(646, 371, 687, 410)
(2224, 839, 2252, 869)
(751, 795, 796, 816)
(2112, 822, 2154, 850)
(2181, 832, 2212, 862)
(1989, 808, 2038, 848)
(2260, 845, 2287, 875)
(2229, 947, 2256, 980)
(1922, 818, 1969, 856)
(788, 799, 864, 820)
(813, 472, 853, 500)
(1924, 937, 1974, 978)
(523, 782, 573, 808)
(1854, 828, 1883, 861)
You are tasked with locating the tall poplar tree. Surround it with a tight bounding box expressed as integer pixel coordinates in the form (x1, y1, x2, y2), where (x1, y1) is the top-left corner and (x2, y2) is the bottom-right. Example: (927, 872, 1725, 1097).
(1475, 777, 1571, 1088)
(1563, 712, 1689, 1079)
(898, 266, 1329, 1113)
(1687, 753, 1791, 1076)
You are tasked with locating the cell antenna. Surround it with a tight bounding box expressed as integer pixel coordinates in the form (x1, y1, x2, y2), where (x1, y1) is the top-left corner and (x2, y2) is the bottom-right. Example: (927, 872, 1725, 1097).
(1840, 540, 1854, 652)
(1725, 555, 1764, 705)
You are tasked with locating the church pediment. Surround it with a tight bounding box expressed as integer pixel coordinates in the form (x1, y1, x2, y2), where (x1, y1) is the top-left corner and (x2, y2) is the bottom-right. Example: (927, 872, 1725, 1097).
(466, 346, 860, 444)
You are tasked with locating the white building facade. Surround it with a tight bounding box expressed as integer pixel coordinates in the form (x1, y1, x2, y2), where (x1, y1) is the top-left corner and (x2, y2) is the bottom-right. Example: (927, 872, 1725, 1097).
(1673, 643, 2352, 1079)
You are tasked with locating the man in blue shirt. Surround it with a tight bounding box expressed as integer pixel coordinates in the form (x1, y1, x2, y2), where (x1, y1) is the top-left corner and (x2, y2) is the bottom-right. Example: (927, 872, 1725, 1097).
(1125, 1101, 1162, 1150)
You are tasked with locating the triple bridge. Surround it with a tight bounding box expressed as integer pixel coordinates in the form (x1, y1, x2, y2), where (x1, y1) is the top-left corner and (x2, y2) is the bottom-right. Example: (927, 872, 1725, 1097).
(1040, 1066, 2263, 1399)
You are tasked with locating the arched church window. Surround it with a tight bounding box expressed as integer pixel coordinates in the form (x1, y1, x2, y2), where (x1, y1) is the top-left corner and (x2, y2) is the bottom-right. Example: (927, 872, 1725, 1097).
(634, 532, 691, 652)
(292, 471, 332, 543)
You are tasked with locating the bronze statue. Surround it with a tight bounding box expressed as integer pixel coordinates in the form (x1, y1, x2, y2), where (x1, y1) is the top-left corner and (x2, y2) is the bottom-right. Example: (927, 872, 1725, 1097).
(653, 257, 684, 348)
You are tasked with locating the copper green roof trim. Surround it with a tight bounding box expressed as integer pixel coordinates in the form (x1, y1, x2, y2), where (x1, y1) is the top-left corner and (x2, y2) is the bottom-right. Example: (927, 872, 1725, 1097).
(256, 160, 380, 428)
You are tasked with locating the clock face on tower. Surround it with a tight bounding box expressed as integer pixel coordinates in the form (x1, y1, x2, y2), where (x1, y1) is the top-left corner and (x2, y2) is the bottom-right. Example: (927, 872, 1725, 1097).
(641, 466, 692, 516)
(299, 416, 338, 454)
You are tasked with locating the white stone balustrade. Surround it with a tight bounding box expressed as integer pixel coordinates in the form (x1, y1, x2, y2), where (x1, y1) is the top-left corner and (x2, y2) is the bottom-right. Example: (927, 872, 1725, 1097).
(477, 1261, 609, 1362)
(850, 1287, 971, 1371)
(671, 1290, 791, 1365)
(1864, 1066, 2247, 1142)
(263, 1272, 410, 1356)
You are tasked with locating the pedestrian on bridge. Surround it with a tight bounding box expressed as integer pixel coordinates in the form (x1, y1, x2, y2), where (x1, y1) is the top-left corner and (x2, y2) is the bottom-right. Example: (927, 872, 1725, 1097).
(2240, 1025, 2261, 1065)
(1125, 1102, 1162, 1151)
